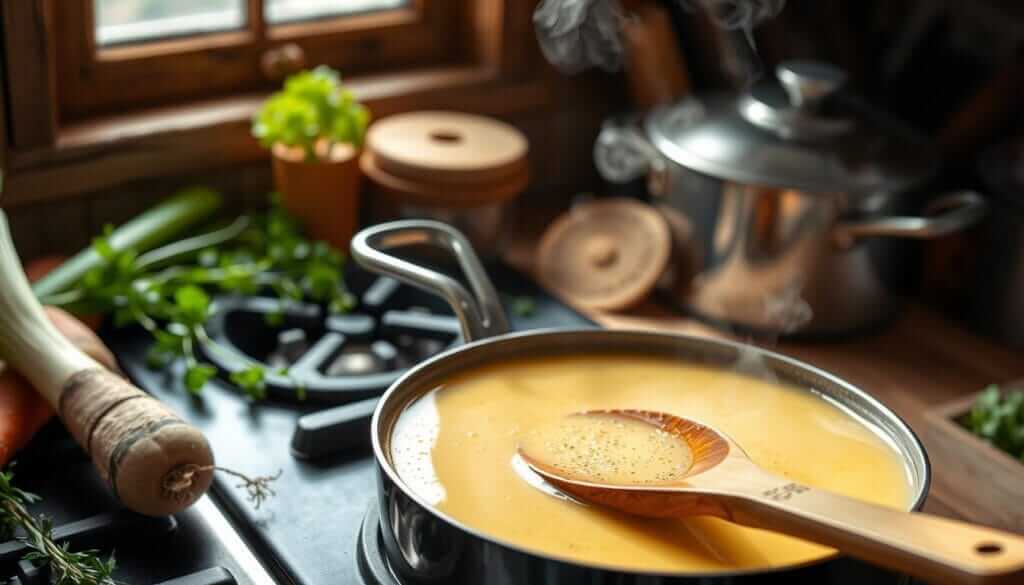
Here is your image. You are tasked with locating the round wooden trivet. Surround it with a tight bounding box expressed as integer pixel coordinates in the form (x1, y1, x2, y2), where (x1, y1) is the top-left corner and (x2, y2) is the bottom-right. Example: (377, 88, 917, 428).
(536, 198, 672, 310)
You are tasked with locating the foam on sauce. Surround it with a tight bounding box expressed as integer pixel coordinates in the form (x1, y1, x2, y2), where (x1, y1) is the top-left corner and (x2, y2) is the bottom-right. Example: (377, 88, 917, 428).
(390, 354, 912, 573)
(520, 413, 694, 485)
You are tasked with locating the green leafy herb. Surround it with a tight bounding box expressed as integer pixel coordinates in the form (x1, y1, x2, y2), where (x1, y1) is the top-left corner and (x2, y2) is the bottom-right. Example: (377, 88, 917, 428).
(510, 296, 537, 317)
(41, 194, 352, 401)
(251, 66, 370, 161)
(184, 363, 217, 395)
(230, 366, 267, 401)
(0, 467, 118, 585)
(963, 385, 1024, 461)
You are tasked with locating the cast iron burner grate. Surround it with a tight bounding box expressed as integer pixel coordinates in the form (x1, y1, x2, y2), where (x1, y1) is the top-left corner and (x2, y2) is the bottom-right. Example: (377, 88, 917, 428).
(104, 262, 597, 585)
(200, 270, 461, 404)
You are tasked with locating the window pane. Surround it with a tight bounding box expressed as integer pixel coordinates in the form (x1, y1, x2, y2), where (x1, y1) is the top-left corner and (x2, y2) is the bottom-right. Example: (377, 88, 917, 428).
(94, 0, 244, 46)
(265, 0, 408, 25)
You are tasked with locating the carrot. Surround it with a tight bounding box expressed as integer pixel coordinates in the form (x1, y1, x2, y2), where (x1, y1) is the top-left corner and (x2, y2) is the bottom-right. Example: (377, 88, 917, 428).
(0, 371, 52, 465)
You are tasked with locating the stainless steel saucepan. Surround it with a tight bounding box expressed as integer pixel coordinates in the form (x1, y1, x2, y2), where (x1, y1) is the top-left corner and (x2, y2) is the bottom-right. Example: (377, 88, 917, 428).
(351, 219, 930, 585)
(596, 60, 987, 335)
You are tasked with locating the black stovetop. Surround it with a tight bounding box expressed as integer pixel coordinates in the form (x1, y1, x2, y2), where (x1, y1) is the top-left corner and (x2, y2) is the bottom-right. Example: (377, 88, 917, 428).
(1, 259, 932, 585)
(0, 426, 271, 585)
(94, 262, 593, 581)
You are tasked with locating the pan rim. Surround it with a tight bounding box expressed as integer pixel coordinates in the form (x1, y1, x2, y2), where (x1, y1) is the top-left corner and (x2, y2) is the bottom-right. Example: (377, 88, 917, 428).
(371, 327, 932, 579)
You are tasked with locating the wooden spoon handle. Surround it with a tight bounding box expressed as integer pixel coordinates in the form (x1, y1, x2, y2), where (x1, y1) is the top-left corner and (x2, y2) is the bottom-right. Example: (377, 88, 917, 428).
(726, 473, 1024, 585)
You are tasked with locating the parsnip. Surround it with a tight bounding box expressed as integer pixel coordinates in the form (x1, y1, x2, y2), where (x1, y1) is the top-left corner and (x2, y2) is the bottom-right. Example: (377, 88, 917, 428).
(0, 210, 214, 516)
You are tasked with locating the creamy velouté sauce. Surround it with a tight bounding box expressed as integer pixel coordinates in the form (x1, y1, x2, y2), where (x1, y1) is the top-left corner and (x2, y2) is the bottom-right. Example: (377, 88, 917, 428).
(390, 354, 912, 573)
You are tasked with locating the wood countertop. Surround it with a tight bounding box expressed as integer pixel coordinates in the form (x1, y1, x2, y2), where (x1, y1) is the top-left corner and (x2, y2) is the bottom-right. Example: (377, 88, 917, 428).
(505, 239, 1024, 525)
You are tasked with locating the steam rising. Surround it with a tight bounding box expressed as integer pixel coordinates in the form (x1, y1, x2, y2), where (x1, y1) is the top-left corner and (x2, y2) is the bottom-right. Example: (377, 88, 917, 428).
(534, 0, 785, 74)
(533, 0, 625, 74)
(680, 0, 785, 41)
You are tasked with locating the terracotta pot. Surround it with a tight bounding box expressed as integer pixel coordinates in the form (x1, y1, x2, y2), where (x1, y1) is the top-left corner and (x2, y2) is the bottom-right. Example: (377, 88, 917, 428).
(271, 141, 362, 250)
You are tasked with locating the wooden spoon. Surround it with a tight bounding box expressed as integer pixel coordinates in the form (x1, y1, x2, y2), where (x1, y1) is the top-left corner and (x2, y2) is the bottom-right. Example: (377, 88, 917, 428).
(518, 410, 1024, 585)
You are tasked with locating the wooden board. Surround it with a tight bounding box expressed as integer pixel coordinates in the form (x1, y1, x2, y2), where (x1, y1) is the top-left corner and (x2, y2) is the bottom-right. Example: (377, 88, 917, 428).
(924, 386, 1024, 532)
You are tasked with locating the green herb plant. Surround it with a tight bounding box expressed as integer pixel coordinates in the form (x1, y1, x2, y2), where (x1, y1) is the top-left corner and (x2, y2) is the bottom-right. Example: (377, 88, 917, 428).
(964, 385, 1024, 462)
(39, 195, 355, 400)
(251, 66, 370, 162)
(0, 467, 117, 585)
(510, 296, 537, 318)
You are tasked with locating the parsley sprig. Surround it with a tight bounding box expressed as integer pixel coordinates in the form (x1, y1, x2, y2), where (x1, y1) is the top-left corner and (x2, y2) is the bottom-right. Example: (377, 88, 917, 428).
(0, 468, 118, 585)
(39, 196, 354, 399)
(964, 385, 1024, 461)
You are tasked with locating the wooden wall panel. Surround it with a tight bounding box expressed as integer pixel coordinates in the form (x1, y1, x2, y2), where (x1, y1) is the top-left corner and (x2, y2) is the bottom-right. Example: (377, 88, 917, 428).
(6, 207, 45, 261)
(0, 20, 7, 192)
(1, 0, 57, 148)
(39, 199, 91, 257)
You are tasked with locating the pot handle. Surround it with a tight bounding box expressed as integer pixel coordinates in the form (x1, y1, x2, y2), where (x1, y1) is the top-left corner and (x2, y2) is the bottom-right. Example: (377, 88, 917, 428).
(594, 116, 660, 184)
(833, 190, 988, 246)
(351, 220, 510, 343)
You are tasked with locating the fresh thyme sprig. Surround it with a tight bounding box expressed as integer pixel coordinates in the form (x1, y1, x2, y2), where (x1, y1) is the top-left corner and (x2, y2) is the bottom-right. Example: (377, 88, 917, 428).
(0, 468, 118, 585)
(38, 195, 353, 400)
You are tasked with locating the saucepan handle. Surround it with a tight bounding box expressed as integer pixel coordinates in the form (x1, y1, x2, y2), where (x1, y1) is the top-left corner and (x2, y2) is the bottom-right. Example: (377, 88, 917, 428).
(351, 220, 509, 343)
(833, 190, 988, 246)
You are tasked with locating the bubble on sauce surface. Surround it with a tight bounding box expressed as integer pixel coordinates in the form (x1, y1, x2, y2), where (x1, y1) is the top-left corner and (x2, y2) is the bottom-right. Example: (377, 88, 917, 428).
(391, 389, 446, 505)
(521, 413, 694, 485)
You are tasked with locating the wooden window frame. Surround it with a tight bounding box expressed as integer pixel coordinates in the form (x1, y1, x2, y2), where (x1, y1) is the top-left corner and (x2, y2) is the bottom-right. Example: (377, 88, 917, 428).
(55, 1, 458, 121)
(1, 0, 546, 206)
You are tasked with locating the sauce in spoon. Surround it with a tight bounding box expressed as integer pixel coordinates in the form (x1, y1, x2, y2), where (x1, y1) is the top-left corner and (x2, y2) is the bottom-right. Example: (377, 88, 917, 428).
(519, 412, 694, 486)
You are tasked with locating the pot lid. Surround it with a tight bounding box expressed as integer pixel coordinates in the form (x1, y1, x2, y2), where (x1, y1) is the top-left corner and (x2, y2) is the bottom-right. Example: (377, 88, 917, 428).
(646, 61, 937, 193)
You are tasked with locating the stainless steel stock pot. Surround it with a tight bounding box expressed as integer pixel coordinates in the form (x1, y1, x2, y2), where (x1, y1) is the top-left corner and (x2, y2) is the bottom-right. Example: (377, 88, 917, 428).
(596, 60, 987, 335)
(351, 219, 930, 585)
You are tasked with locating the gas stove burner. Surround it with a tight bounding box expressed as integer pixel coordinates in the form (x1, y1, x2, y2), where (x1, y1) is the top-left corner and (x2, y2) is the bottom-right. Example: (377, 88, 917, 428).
(199, 271, 462, 403)
(357, 500, 401, 585)
(103, 262, 595, 585)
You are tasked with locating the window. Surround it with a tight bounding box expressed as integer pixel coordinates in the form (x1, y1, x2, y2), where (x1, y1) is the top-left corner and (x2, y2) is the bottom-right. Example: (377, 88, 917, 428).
(94, 0, 247, 46)
(54, 0, 457, 121)
(1, 1, 540, 206)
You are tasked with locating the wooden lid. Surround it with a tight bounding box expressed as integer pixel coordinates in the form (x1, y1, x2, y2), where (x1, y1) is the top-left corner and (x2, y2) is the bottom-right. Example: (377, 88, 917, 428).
(360, 151, 529, 208)
(655, 203, 704, 296)
(365, 111, 529, 186)
(537, 198, 671, 310)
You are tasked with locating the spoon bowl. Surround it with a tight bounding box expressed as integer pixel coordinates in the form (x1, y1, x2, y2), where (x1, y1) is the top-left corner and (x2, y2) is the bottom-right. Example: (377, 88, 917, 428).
(519, 409, 1024, 585)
